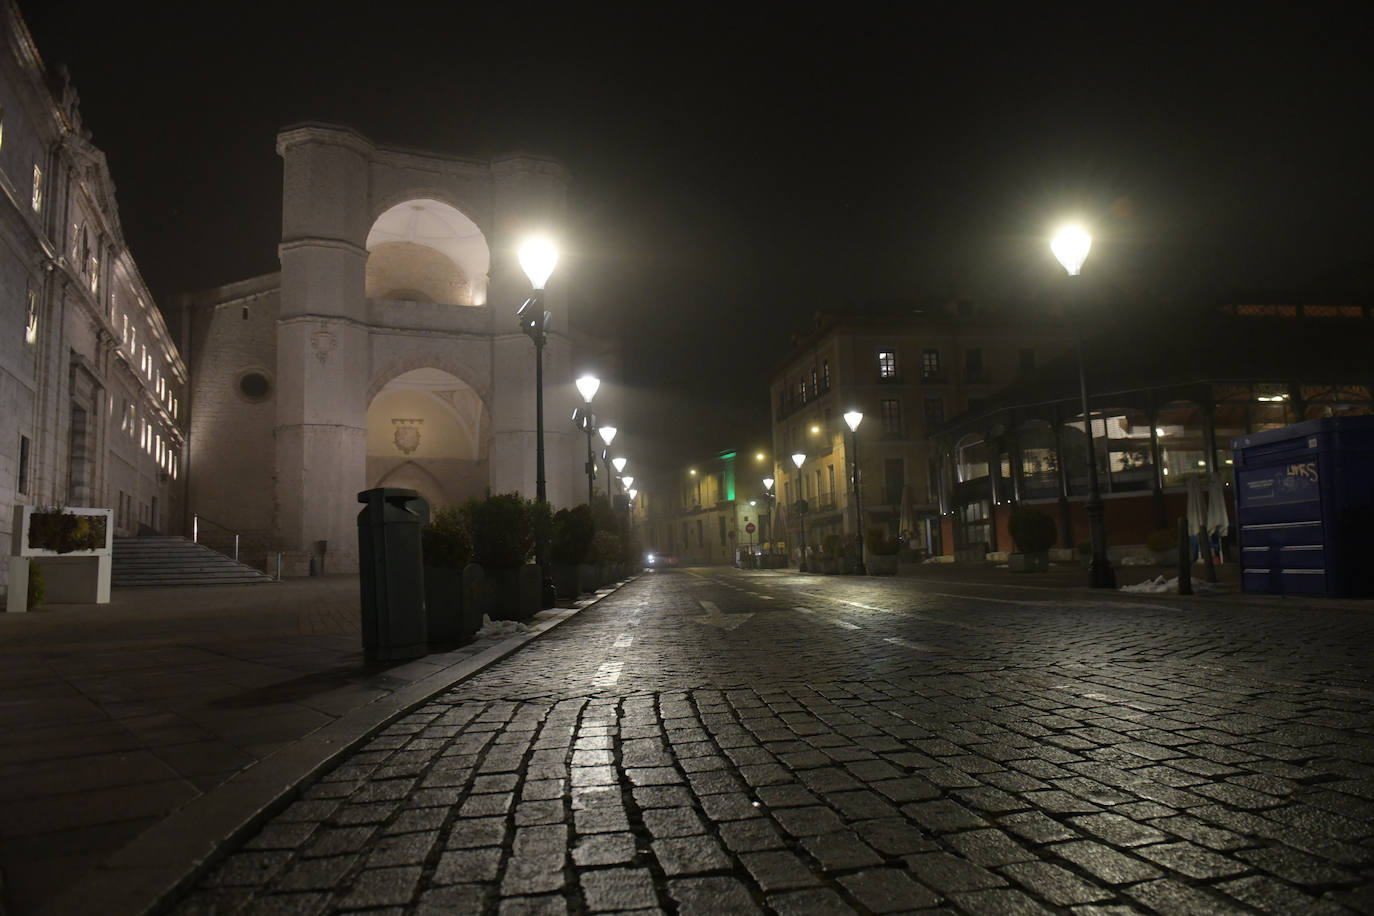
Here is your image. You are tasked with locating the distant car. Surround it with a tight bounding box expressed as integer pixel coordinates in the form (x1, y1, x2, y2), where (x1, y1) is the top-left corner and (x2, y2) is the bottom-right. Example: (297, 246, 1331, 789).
(646, 553, 679, 569)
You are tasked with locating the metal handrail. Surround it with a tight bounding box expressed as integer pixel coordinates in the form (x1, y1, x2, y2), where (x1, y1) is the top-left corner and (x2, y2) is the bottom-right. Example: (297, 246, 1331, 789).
(191, 513, 240, 562)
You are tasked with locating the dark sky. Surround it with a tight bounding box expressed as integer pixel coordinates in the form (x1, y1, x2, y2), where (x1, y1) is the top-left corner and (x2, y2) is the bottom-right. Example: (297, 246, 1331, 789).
(21, 5, 1374, 471)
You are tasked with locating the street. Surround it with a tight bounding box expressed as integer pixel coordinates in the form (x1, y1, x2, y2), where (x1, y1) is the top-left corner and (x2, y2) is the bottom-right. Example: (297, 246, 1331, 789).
(173, 568, 1374, 914)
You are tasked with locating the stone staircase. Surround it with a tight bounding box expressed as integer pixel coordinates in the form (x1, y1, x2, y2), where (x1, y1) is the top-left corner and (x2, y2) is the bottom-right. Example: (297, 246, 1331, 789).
(112, 536, 275, 587)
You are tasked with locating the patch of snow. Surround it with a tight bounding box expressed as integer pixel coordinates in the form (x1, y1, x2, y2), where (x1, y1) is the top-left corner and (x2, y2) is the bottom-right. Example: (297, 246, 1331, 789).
(475, 615, 529, 639)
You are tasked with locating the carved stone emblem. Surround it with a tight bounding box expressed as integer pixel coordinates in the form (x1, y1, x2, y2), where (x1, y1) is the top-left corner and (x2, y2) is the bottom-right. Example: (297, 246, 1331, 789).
(310, 328, 337, 364)
(392, 418, 423, 455)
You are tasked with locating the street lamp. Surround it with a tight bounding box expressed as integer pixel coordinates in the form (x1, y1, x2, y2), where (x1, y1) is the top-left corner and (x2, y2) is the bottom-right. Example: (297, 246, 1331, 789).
(763, 477, 775, 567)
(517, 237, 559, 608)
(791, 452, 807, 570)
(1052, 224, 1115, 589)
(574, 374, 600, 509)
(598, 425, 617, 498)
(844, 409, 866, 575)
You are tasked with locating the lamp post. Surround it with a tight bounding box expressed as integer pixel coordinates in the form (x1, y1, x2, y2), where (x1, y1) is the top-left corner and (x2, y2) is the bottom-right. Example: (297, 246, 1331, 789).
(844, 409, 866, 575)
(792, 452, 807, 570)
(1052, 224, 1115, 589)
(763, 477, 775, 568)
(573, 374, 599, 509)
(516, 237, 559, 608)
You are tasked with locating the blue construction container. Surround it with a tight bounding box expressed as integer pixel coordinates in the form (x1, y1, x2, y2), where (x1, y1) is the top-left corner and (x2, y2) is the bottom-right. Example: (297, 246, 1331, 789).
(1231, 416, 1374, 597)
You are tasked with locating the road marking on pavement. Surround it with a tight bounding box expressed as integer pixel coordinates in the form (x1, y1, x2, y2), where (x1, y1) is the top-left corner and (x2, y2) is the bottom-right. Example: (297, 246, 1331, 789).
(592, 661, 624, 687)
(840, 599, 885, 611)
(695, 599, 754, 631)
(614, 633, 634, 648)
(834, 620, 860, 630)
(885, 636, 929, 650)
(793, 606, 814, 614)
(748, 593, 775, 599)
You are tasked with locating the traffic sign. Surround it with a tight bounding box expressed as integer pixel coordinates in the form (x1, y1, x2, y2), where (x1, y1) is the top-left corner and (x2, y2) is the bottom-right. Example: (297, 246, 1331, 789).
(745, 522, 755, 534)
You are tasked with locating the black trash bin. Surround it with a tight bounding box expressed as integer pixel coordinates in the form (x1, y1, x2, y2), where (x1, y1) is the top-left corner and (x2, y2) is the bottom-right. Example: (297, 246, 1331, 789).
(358, 487, 430, 661)
(1232, 416, 1374, 597)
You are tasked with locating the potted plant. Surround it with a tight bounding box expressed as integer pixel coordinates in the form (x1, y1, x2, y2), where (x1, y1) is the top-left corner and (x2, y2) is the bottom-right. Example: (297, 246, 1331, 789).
(421, 507, 480, 644)
(865, 527, 899, 575)
(1007, 507, 1056, 573)
(550, 505, 593, 598)
(1146, 528, 1178, 566)
(464, 492, 539, 620)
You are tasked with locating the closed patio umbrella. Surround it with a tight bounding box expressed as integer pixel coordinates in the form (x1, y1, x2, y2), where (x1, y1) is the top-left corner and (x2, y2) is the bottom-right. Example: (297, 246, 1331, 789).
(1206, 473, 1230, 537)
(899, 484, 916, 542)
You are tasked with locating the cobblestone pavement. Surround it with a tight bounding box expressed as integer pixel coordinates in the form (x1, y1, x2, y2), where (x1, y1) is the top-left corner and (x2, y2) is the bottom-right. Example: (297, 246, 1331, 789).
(173, 568, 1374, 914)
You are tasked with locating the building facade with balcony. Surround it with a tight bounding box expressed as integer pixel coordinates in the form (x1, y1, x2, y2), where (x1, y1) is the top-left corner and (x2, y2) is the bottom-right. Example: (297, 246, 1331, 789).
(928, 300, 1374, 560)
(1, 2, 187, 596)
(768, 303, 1070, 560)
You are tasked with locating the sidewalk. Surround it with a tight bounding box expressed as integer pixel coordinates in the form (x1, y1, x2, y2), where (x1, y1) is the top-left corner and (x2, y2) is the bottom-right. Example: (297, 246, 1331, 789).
(0, 576, 626, 915)
(895, 557, 1374, 613)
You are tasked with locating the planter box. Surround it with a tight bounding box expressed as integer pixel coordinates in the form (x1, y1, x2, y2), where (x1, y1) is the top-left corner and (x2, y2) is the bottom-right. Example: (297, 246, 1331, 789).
(424, 563, 483, 645)
(486, 566, 540, 620)
(552, 563, 580, 599)
(867, 554, 898, 576)
(8, 506, 113, 612)
(1008, 551, 1050, 573)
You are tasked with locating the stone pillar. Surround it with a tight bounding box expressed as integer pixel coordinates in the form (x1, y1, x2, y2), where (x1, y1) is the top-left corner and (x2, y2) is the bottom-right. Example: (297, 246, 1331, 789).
(275, 125, 374, 573)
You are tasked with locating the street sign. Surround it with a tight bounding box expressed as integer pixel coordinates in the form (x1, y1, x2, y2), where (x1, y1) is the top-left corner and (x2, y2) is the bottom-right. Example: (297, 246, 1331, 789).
(745, 522, 755, 534)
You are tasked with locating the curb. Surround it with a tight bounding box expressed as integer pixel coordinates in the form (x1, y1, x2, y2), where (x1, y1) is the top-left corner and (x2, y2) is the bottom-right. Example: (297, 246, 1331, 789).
(39, 577, 638, 916)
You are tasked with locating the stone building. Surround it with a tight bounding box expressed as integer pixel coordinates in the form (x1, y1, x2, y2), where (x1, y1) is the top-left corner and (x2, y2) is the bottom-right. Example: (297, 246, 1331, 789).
(1, 1, 185, 595)
(171, 124, 607, 575)
(769, 303, 1071, 558)
(633, 450, 776, 567)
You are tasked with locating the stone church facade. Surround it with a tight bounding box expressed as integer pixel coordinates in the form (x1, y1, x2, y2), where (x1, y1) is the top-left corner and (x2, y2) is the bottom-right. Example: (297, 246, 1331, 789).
(174, 123, 601, 575)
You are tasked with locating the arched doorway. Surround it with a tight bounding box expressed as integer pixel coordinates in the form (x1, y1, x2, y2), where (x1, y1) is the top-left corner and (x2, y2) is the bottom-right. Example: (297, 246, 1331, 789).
(365, 368, 489, 510)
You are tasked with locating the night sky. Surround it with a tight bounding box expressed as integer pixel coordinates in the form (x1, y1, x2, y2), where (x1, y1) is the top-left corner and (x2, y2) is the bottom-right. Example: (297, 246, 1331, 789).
(20, 5, 1373, 471)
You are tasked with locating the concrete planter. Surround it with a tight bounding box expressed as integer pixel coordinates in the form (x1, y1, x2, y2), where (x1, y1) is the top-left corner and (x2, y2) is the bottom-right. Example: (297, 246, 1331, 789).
(8, 506, 113, 612)
(485, 566, 540, 620)
(423, 563, 483, 644)
(552, 563, 581, 599)
(867, 554, 898, 576)
(1008, 551, 1050, 573)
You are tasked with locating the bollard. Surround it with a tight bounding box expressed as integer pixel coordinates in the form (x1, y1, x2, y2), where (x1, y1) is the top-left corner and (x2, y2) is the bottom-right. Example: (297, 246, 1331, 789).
(1177, 517, 1192, 595)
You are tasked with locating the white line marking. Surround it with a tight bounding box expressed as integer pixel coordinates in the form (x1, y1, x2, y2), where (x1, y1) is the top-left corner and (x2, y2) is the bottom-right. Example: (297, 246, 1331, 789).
(885, 636, 927, 650)
(794, 606, 814, 614)
(592, 661, 624, 687)
(748, 593, 775, 600)
(614, 633, 634, 648)
(835, 620, 860, 630)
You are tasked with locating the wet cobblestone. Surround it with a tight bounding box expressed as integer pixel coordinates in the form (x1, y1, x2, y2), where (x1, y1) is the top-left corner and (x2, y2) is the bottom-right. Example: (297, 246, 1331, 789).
(174, 569, 1374, 913)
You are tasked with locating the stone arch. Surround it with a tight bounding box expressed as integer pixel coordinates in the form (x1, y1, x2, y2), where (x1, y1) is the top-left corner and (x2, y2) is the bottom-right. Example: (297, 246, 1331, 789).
(367, 352, 491, 411)
(365, 197, 490, 306)
(375, 460, 448, 512)
(365, 367, 491, 509)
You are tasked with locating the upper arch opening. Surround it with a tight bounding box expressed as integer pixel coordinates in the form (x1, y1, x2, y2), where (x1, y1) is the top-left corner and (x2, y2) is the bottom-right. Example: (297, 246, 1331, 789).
(365, 199, 489, 306)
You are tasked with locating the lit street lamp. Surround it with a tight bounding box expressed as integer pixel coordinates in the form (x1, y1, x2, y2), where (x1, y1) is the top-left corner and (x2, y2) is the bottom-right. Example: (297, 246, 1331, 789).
(516, 237, 559, 608)
(598, 425, 617, 498)
(792, 452, 808, 571)
(762, 477, 775, 568)
(573, 374, 600, 510)
(1052, 224, 1115, 589)
(844, 409, 866, 575)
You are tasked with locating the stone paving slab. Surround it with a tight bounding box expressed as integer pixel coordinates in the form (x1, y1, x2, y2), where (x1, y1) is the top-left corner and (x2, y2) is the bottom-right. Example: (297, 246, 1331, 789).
(0, 576, 629, 915)
(161, 568, 1374, 914)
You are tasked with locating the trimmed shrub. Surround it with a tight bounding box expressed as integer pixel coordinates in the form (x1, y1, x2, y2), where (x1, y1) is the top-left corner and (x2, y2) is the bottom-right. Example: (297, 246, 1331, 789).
(421, 506, 473, 569)
(463, 492, 536, 570)
(865, 527, 898, 555)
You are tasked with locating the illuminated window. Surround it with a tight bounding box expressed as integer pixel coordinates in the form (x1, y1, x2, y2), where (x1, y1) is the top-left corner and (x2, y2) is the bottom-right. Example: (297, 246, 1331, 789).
(878, 350, 897, 379)
(811, 367, 818, 395)
(89, 254, 99, 294)
(921, 348, 940, 379)
(822, 360, 830, 389)
(799, 378, 807, 403)
(31, 164, 42, 212)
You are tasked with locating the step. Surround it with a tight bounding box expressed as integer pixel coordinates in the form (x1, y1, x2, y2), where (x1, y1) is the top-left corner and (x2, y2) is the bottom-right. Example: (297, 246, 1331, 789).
(112, 536, 275, 587)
